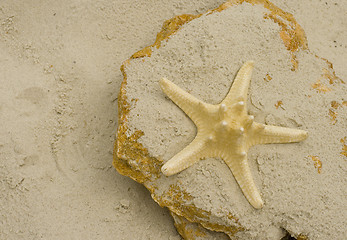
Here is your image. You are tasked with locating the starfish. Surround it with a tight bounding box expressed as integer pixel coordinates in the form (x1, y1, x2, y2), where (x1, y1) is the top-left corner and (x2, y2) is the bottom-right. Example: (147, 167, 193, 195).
(159, 61, 308, 209)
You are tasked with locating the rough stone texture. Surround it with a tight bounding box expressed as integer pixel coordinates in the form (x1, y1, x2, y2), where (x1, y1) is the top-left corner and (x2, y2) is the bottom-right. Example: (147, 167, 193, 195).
(1, 0, 345, 239)
(114, 0, 346, 239)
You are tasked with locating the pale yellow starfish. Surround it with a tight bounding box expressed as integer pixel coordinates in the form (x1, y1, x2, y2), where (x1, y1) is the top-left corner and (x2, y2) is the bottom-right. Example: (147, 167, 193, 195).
(159, 61, 308, 209)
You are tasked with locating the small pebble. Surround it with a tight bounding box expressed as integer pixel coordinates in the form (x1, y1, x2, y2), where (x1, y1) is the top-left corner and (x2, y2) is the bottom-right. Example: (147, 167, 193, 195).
(120, 199, 130, 209)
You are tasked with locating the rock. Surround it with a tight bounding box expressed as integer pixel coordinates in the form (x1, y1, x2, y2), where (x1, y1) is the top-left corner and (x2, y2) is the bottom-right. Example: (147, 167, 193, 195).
(114, 0, 346, 239)
(171, 212, 230, 240)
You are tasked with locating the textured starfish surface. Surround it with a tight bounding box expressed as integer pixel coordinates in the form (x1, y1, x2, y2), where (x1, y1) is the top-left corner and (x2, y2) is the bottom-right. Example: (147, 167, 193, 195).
(159, 61, 308, 209)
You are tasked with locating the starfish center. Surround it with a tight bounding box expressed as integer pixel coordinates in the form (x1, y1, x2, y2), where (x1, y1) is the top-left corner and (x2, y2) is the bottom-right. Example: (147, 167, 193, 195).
(159, 61, 308, 209)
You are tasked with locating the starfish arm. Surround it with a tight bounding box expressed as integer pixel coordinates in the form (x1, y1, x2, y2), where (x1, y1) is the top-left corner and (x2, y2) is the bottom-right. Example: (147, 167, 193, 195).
(224, 152, 264, 209)
(160, 78, 210, 126)
(222, 61, 254, 105)
(250, 124, 308, 146)
(161, 135, 207, 176)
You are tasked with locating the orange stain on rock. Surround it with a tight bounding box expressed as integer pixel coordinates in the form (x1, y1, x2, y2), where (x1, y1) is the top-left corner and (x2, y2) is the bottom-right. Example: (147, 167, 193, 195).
(328, 101, 346, 124)
(312, 62, 344, 93)
(308, 155, 322, 174)
(319, 60, 345, 85)
(264, 73, 272, 82)
(275, 100, 283, 109)
(312, 80, 332, 93)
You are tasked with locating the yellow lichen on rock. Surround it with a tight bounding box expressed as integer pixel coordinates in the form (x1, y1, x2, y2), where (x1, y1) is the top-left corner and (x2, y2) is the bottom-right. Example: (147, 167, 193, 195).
(171, 212, 231, 240)
(131, 14, 201, 59)
(158, 184, 244, 237)
(327, 100, 346, 125)
(312, 59, 345, 93)
(308, 155, 322, 174)
(211, 0, 308, 71)
(114, 63, 163, 185)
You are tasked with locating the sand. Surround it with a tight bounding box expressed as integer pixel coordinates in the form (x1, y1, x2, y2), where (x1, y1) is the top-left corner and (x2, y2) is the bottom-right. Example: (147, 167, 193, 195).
(0, 0, 346, 239)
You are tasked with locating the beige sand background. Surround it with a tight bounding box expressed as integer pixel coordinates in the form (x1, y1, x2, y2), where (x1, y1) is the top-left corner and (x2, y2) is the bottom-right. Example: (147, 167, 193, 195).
(0, 1, 345, 239)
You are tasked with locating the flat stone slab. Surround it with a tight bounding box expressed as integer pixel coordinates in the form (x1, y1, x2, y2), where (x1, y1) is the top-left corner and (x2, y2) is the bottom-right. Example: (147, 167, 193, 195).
(114, 0, 347, 239)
